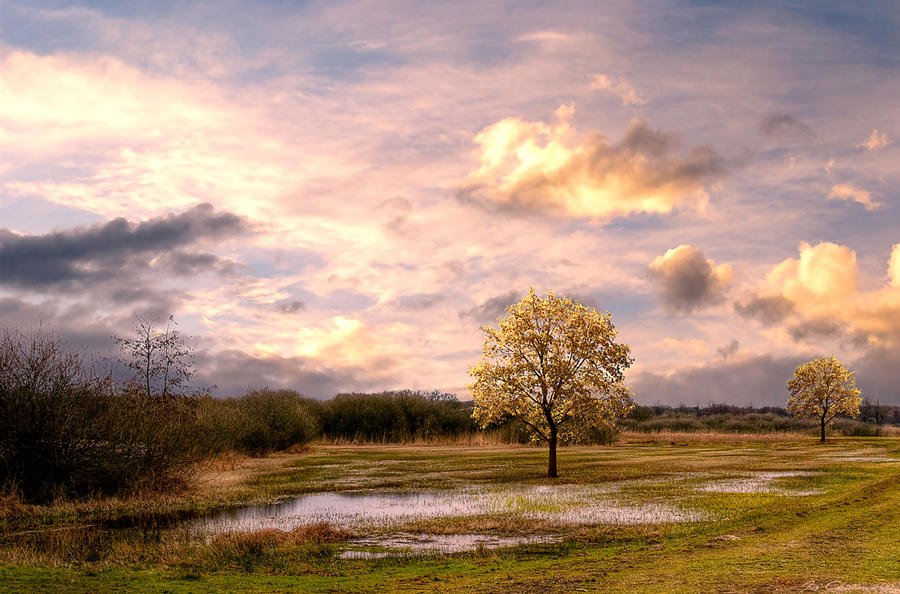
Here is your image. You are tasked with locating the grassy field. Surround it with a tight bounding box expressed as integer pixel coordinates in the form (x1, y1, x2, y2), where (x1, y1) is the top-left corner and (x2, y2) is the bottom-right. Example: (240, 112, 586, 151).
(1, 435, 898, 593)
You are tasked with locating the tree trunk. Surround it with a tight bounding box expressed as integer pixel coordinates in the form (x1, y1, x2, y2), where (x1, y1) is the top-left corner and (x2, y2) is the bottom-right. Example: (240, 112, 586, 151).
(820, 416, 826, 442)
(547, 430, 558, 478)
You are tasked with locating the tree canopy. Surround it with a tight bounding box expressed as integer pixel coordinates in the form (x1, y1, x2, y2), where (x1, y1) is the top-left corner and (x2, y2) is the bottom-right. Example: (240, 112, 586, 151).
(786, 355, 861, 442)
(469, 288, 634, 477)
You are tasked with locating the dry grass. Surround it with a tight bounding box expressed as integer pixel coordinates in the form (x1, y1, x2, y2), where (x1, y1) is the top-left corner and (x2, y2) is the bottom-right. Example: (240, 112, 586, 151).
(0, 490, 34, 518)
(617, 430, 811, 443)
(205, 522, 353, 571)
(210, 522, 353, 549)
(875, 426, 900, 437)
(314, 429, 512, 447)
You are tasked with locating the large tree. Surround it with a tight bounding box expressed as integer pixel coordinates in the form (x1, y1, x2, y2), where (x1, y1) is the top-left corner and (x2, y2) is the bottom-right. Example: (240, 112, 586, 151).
(469, 288, 634, 477)
(786, 355, 862, 442)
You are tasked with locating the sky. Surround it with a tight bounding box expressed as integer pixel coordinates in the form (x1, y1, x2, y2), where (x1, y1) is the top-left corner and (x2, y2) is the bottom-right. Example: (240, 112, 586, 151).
(1, 0, 899, 405)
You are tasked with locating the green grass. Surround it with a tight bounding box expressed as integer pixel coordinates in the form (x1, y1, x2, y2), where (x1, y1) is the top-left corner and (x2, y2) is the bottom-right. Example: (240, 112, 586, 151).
(1, 437, 899, 592)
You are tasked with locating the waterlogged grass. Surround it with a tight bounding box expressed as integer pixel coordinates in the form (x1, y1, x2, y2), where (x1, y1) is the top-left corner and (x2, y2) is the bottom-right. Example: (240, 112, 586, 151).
(1, 437, 898, 592)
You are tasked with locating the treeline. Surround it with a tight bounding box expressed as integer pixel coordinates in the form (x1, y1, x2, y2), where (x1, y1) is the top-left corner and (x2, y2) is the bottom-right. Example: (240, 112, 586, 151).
(196, 388, 478, 457)
(623, 403, 900, 436)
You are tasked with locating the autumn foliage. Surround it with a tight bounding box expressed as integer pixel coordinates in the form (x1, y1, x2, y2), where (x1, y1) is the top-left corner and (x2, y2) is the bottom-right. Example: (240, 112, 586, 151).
(786, 355, 862, 442)
(469, 288, 634, 477)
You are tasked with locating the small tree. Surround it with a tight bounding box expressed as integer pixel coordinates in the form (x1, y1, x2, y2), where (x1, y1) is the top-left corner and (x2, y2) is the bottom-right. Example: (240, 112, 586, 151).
(115, 315, 197, 398)
(786, 355, 862, 442)
(469, 288, 634, 477)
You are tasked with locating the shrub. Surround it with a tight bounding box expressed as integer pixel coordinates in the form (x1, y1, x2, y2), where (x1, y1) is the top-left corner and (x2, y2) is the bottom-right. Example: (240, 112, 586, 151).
(832, 418, 880, 437)
(0, 330, 206, 502)
(319, 390, 476, 442)
(205, 389, 320, 457)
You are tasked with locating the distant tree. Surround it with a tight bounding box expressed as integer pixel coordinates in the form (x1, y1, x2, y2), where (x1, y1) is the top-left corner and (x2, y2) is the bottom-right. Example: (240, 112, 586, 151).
(114, 315, 198, 398)
(786, 355, 862, 442)
(859, 395, 883, 425)
(426, 389, 458, 402)
(469, 288, 634, 477)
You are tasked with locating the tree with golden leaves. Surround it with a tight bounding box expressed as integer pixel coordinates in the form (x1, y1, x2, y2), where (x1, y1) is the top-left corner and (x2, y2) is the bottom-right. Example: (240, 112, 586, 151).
(469, 288, 634, 477)
(786, 355, 862, 442)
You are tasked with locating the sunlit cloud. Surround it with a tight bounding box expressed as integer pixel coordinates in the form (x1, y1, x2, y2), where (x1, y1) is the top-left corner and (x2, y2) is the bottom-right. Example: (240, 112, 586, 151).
(590, 74, 647, 106)
(463, 105, 722, 220)
(516, 31, 575, 45)
(744, 242, 900, 344)
(827, 183, 880, 210)
(857, 129, 891, 151)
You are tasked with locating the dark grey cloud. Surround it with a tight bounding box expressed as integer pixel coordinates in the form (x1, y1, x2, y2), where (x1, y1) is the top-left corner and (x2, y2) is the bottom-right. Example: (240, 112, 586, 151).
(273, 300, 306, 314)
(0, 297, 121, 358)
(393, 293, 446, 311)
(193, 349, 398, 399)
(787, 318, 845, 342)
(759, 114, 815, 141)
(734, 294, 795, 326)
(851, 347, 900, 405)
(630, 354, 808, 407)
(154, 251, 240, 277)
(460, 290, 521, 323)
(717, 339, 739, 359)
(0, 203, 247, 289)
(648, 245, 730, 314)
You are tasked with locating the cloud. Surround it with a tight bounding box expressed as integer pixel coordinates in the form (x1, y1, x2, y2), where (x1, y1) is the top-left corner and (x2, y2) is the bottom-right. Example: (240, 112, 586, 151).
(759, 114, 814, 141)
(648, 245, 732, 313)
(460, 290, 521, 323)
(194, 348, 397, 399)
(734, 294, 794, 326)
(0, 203, 247, 290)
(786, 318, 846, 342)
(516, 31, 575, 45)
(630, 353, 807, 407)
(852, 346, 900, 405)
(716, 339, 739, 359)
(857, 129, 891, 151)
(462, 105, 723, 220)
(590, 74, 647, 106)
(744, 242, 900, 345)
(273, 300, 305, 314)
(828, 183, 880, 210)
(889, 243, 900, 288)
(392, 293, 446, 311)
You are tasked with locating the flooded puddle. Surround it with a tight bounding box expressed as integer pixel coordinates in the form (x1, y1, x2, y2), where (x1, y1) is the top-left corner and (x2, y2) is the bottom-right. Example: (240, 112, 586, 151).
(698, 471, 823, 495)
(819, 450, 895, 463)
(339, 532, 559, 558)
(196, 484, 707, 535)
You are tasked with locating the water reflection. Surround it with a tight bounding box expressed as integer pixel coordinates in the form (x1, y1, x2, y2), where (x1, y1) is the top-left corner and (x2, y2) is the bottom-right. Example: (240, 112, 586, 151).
(698, 471, 823, 495)
(196, 484, 706, 535)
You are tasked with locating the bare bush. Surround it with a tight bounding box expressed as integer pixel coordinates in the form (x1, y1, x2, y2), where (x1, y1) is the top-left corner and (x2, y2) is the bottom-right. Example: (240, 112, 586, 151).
(0, 329, 208, 502)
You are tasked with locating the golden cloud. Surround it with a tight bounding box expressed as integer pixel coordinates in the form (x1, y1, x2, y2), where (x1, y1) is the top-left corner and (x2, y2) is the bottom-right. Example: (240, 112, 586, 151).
(463, 104, 722, 219)
(857, 129, 891, 151)
(747, 242, 900, 342)
(828, 183, 880, 211)
(590, 74, 647, 106)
